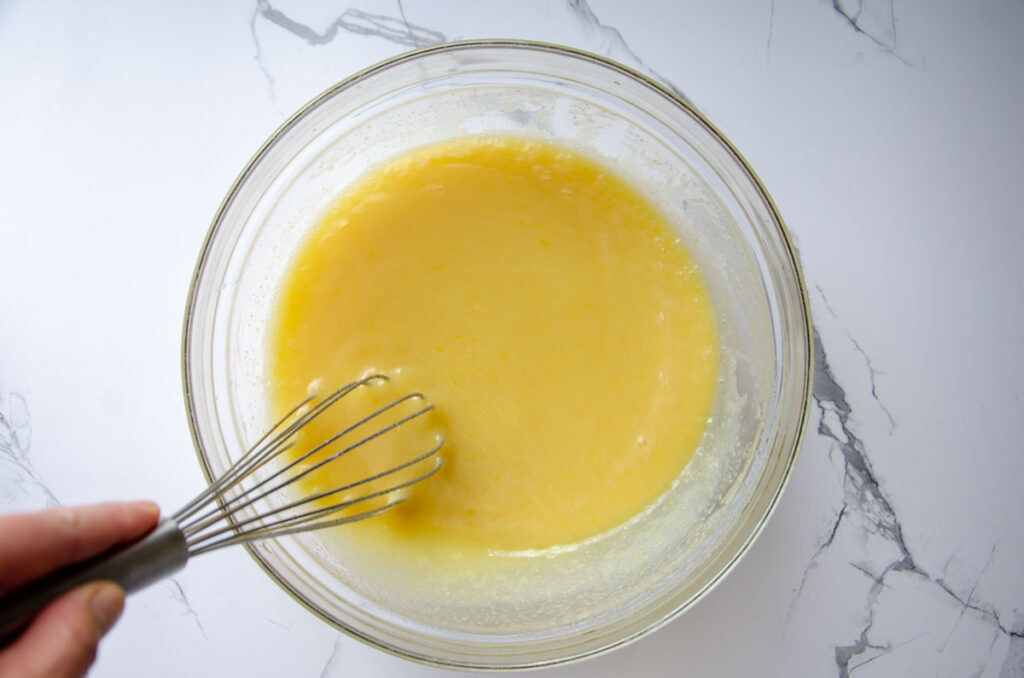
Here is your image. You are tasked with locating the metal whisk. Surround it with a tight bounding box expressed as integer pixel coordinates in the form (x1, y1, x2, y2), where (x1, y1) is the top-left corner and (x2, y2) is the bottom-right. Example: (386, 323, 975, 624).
(0, 374, 443, 641)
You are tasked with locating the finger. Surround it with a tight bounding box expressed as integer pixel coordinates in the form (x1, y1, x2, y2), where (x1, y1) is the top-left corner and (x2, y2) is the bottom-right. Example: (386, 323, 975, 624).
(0, 502, 160, 592)
(0, 581, 124, 678)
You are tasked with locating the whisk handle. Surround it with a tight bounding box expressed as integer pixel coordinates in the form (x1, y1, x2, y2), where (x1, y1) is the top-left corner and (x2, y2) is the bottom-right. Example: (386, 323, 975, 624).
(0, 518, 189, 647)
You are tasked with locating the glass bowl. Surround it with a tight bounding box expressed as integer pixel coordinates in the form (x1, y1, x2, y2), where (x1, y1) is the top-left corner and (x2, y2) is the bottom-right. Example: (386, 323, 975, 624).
(182, 40, 812, 669)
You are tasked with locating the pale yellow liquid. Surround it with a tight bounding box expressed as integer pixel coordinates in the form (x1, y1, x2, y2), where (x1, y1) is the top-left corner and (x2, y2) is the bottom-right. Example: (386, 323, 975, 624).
(270, 137, 718, 555)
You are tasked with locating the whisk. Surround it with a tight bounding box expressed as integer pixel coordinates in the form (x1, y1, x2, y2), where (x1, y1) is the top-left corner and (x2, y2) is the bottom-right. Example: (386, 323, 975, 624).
(0, 374, 443, 642)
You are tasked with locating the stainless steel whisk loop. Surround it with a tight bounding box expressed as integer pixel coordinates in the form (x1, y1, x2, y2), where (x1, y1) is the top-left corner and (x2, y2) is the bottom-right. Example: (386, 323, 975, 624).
(0, 375, 443, 643)
(179, 375, 443, 555)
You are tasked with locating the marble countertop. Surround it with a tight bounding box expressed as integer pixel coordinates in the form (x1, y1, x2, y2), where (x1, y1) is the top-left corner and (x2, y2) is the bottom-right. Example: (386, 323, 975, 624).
(1, 1, 1022, 676)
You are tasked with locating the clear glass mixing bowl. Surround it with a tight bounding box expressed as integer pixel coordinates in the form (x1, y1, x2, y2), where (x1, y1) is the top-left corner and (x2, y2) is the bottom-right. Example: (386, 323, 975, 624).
(182, 40, 812, 669)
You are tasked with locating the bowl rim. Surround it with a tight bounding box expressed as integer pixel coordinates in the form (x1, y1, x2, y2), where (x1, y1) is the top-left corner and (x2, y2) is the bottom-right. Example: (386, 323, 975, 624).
(181, 38, 814, 670)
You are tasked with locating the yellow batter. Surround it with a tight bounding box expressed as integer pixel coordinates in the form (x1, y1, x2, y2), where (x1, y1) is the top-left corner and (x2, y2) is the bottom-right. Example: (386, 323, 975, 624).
(269, 137, 718, 554)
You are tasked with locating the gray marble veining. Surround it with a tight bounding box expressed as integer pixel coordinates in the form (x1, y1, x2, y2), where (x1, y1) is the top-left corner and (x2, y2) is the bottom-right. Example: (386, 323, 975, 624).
(809, 300, 1022, 676)
(256, 0, 445, 49)
(250, 0, 448, 112)
(832, 0, 897, 51)
(0, 390, 58, 508)
(249, 0, 691, 114)
(830, 0, 920, 67)
(318, 637, 347, 678)
(565, 0, 692, 104)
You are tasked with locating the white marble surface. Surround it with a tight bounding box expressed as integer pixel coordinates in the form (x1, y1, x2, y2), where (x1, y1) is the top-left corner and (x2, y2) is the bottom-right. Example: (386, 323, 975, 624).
(1, 1, 1022, 676)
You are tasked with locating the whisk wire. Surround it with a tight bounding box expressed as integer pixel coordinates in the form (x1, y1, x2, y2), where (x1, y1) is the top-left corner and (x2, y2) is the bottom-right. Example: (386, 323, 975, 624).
(174, 375, 442, 557)
(179, 391, 431, 541)
(187, 441, 443, 555)
(173, 393, 315, 523)
(174, 379, 371, 528)
(262, 395, 435, 502)
(181, 416, 435, 547)
(220, 453, 442, 545)
(174, 377, 374, 524)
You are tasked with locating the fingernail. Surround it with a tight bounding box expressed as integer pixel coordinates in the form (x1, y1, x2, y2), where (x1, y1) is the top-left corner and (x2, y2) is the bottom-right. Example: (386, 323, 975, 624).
(135, 500, 161, 522)
(89, 583, 125, 633)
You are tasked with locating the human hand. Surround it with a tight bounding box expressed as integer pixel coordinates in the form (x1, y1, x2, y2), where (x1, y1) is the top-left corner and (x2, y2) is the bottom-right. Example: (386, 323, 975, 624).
(0, 501, 160, 678)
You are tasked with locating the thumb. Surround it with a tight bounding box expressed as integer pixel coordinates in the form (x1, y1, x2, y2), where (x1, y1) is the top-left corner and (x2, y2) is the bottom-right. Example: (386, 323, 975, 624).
(0, 582, 125, 678)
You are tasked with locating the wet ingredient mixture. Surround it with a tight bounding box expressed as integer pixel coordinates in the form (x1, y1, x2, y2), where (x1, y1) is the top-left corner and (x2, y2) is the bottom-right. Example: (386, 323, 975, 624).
(270, 136, 718, 556)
